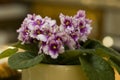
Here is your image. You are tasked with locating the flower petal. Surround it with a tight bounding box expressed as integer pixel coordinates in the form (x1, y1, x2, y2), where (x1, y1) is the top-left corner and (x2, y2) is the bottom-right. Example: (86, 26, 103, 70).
(59, 46, 64, 54)
(37, 34, 47, 42)
(49, 50, 58, 59)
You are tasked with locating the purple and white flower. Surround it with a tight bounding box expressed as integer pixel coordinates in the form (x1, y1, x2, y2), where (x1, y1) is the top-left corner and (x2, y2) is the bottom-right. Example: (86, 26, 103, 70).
(59, 13, 74, 33)
(79, 24, 92, 42)
(70, 31, 80, 42)
(74, 10, 86, 19)
(40, 39, 64, 59)
(28, 15, 45, 30)
(17, 10, 92, 59)
(17, 22, 31, 44)
(73, 11, 92, 42)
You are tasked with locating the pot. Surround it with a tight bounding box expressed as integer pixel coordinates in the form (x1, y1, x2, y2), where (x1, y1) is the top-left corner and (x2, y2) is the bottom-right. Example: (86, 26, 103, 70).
(22, 64, 88, 80)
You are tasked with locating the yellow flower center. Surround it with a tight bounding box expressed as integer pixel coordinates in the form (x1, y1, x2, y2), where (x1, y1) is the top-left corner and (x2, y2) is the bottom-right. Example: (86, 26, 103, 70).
(48, 33, 52, 36)
(65, 21, 70, 26)
(37, 20, 41, 25)
(80, 26, 84, 28)
(37, 30, 41, 34)
(53, 46, 57, 49)
(57, 38, 61, 40)
(25, 30, 29, 33)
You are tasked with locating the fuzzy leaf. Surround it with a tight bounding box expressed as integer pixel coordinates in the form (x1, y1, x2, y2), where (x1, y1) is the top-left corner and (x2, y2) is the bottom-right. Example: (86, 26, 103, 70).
(95, 47, 120, 62)
(84, 39, 120, 64)
(83, 39, 101, 49)
(60, 49, 95, 64)
(108, 57, 120, 74)
(79, 54, 115, 80)
(8, 52, 44, 69)
(0, 48, 18, 59)
(83, 39, 120, 75)
(12, 41, 39, 53)
(41, 49, 95, 65)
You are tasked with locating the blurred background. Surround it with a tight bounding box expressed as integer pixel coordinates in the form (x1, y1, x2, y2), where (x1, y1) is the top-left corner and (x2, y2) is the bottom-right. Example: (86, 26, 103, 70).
(0, 0, 120, 80)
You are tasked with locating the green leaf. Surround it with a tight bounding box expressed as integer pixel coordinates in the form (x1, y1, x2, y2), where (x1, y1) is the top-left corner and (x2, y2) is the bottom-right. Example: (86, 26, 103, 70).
(79, 54, 115, 80)
(12, 41, 39, 53)
(59, 49, 95, 64)
(41, 49, 95, 65)
(83, 39, 120, 76)
(84, 39, 120, 64)
(83, 39, 101, 49)
(95, 47, 120, 61)
(0, 48, 18, 59)
(108, 57, 120, 74)
(8, 52, 44, 69)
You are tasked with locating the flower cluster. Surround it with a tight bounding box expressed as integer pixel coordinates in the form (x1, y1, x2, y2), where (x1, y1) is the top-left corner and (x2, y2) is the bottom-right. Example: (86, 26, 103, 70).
(17, 10, 92, 59)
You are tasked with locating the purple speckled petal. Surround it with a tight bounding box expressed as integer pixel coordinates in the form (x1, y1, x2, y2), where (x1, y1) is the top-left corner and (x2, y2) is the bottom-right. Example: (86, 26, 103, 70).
(74, 10, 86, 18)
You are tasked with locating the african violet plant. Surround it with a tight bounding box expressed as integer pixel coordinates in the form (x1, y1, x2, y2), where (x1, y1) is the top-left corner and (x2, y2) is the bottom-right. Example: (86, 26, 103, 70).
(0, 10, 120, 80)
